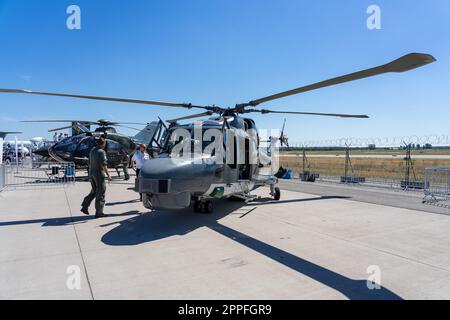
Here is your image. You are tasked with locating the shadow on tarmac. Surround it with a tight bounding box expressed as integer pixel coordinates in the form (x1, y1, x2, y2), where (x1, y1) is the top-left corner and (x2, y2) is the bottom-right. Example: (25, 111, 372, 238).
(100, 196, 402, 300)
(0, 211, 140, 227)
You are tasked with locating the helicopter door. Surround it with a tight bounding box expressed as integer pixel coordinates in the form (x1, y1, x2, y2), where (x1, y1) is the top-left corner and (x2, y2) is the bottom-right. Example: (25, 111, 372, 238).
(224, 134, 238, 184)
(239, 138, 252, 180)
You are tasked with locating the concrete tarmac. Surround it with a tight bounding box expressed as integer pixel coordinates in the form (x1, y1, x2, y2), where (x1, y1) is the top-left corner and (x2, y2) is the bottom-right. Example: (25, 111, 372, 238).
(1, 175, 450, 300)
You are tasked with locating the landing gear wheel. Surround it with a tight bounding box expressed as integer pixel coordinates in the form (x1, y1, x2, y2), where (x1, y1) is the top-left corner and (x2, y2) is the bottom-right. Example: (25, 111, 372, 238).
(193, 201, 202, 213)
(204, 201, 213, 213)
(193, 200, 213, 214)
(273, 187, 281, 201)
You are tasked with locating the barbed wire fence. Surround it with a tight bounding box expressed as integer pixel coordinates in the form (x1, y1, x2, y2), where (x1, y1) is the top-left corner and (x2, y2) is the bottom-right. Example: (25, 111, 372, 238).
(278, 134, 450, 193)
(287, 134, 450, 149)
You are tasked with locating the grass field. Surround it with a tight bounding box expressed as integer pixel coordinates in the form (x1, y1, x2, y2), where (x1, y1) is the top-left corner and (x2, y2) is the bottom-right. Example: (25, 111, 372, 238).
(279, 155, 450, 181)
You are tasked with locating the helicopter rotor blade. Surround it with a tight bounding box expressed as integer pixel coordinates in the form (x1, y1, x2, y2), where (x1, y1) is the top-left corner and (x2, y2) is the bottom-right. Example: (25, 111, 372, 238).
(280, 118, 287, 145)
(114, 124, 142, 131)
(248, 109, 369, 118)
(243, 53, 436, 107)
(167, 111, 215, 124)
(280, 118, 286, 136)
(22, 120, 96, 125)
(0, 89, 207, 110)
(22, 119, 148, 128)
(48, 125, 79, 132)
(113, 122, 149, 126)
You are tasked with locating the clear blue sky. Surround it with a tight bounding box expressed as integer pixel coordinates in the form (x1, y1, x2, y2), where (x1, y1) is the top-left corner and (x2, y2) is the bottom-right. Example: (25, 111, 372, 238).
(0, 0, 449, 142)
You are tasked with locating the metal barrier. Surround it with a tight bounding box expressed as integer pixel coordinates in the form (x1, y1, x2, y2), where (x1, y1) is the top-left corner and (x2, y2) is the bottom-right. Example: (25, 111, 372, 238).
(424, 167, 450, 205)
(2, 162, 76, 191)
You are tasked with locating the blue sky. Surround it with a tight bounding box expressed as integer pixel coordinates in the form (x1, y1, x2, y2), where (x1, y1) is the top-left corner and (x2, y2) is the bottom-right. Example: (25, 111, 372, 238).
(0, 0, 449, 142)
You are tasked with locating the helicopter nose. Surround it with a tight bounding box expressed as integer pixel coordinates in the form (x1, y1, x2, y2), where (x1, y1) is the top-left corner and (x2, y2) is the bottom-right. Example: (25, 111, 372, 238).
(33, 147, 50, 158)
(48, 144, 69, 162)
(139, 157, 219, 210)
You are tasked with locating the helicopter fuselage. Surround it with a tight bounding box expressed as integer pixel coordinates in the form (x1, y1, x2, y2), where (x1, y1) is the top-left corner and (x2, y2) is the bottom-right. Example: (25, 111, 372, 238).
(48, 132, 136, 168)
(138, 116, 278, 211)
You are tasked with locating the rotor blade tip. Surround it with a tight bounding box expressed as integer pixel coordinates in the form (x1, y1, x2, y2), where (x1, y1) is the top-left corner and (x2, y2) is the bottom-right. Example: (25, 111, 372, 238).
(387, 52, 436, 73)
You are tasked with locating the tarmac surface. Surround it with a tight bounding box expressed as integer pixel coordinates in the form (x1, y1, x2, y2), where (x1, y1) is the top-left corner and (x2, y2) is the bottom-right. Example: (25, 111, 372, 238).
(1, 174, 450, 300)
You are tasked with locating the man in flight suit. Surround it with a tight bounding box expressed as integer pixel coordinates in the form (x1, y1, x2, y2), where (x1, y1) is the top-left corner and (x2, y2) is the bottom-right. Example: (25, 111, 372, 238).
(81, 137, 112, 218)
(122, 150, 130, 181)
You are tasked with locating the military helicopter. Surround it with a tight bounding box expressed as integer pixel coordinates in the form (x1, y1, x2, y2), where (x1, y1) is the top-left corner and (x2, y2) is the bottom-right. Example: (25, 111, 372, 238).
(0, 52, 436, 212)
(25, 119, 162, 168)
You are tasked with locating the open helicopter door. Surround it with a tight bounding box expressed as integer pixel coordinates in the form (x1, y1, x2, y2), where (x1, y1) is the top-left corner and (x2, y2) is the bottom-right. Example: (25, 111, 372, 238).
(221, 120, 238, 185)
(134, 120, 166, 156)
(239, 136, 258, 181)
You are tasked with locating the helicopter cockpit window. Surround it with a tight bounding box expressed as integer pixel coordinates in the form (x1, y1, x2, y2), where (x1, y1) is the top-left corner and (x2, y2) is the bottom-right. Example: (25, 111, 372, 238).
(59, 136, 84, 152)
(78, 137, 96, 151)
(58, 135, 83, 146)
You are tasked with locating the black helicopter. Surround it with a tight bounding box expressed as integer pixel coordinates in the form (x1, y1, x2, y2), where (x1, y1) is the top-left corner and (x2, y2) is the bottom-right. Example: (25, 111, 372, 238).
(27, 119, 161, 168)
(0, 52, 436, 212)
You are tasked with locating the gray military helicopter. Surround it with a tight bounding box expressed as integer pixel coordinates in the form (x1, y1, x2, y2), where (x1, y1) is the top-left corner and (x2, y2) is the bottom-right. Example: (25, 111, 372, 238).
(0, 52, 436, 212)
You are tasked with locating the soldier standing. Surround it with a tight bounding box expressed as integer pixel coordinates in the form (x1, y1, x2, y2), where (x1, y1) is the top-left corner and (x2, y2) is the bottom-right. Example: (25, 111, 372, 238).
(122, 150, 130, 181)
(81, 137, 112, 218)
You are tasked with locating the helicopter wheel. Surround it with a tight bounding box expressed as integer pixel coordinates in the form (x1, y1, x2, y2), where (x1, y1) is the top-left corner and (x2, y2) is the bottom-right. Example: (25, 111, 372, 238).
(193, 200, 201, 213)
(273, 187, 281, 201)
(204, 201, 213, 213)
(193, 200, 213, 214)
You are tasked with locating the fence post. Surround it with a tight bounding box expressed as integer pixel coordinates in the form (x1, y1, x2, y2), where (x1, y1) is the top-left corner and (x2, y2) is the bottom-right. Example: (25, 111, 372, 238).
(0, 137, 3, 165)
(0, 164, 5, 192)
(15, 136, 19, 174)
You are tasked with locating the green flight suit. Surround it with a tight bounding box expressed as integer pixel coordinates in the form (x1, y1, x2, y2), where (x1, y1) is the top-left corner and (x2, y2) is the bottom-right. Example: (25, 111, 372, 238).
(82, 147, 108, 215)
(122, 153, 130, 180)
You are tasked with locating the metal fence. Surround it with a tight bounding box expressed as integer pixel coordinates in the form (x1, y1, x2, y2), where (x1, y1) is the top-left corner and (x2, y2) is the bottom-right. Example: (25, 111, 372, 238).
(423, 167, 450, 205)
(279, 151, 447, 192)
(1, 162, 76, 191)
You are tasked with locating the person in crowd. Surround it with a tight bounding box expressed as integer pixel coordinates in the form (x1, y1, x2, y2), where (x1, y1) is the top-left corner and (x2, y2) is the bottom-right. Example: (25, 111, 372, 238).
(121, 150, 131, 181)
(132, 144, 149, 201)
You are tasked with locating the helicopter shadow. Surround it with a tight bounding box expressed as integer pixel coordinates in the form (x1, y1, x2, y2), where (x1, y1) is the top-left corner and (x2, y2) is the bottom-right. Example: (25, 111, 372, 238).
(101, 197, 402, 300)
(249, 195, 352, 206)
